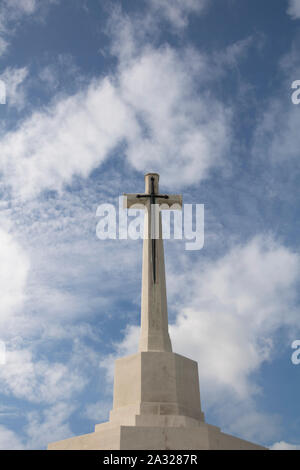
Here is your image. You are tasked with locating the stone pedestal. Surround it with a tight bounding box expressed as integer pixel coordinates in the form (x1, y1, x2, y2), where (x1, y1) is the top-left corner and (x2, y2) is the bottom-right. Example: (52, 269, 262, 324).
(48, 350, 265, 450)
(111, 352, 204, 424)
(48, 421, 265, 450)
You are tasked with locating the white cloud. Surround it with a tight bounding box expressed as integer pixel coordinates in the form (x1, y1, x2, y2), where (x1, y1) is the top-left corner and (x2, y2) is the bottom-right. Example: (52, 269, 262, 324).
(170, 235, 300, 399)
(0, 43, 231, 198)
(270, 441, 300, 450)
(38, 65, 59, 90)
(25, 402, 75, 449)
(0, 36, 8, 56)
(213, 36, 254, 68)
(0, 348, 87, 404)
(253, 43, 300, 174)
(0, 228, 30, 332)
(108, 10, 232, 188)
(0, 2, 238, 199)
(148, 0, 207, 29)
(120, 45, 231, 188)
(0, 78, 137, 199)
(287, 0, 300, 19)
(0, 425, 25, 450)
(0, 0, 55, 24)
(254, 99, 300, 165)
(38, 54, 81, 93)
(0, 67, 29, 110)
(0, 326, 101, 448)
(0, 403, 75, 450)
(46, 227, 296, 397)
(84, 399, 112, 423)
(6, 0, 37, 15)
(100, 324, 140, 385)
(0, 181, 144, 342)
(0, 0, 36, 31)
(221, 406, 281, 443)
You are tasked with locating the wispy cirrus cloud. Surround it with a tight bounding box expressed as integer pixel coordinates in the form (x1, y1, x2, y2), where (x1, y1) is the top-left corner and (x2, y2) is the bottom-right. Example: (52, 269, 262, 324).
(25, 402, 75, 449)
(0, 227, 30, 335)
(252, 40, 300, 202)
(0, 347, 87, 404)
(0, 402, 75, 450)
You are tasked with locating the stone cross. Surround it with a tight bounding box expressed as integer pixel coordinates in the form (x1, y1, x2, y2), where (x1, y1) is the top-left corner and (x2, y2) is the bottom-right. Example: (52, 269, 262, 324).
(124, 173, 182, 352)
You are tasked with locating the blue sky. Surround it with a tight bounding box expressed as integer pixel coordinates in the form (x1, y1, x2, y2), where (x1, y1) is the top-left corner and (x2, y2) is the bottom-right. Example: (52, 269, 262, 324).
(0, 0, 300, 450)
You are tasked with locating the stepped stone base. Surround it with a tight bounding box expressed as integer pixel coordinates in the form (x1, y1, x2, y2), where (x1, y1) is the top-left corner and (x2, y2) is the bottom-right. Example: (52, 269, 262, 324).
(48, 351, 266, 450)
(48, 419, 265, 450)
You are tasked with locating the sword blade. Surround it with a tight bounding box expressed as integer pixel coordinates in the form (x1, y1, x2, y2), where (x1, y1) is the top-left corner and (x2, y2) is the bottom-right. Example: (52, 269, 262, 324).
(150, 177, 156, 284)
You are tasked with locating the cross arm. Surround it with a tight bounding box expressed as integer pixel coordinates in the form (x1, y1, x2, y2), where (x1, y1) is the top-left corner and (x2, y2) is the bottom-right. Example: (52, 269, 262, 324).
(123, 194, 148, 209)
(156, 195, 182, 210)
(123, 193, 182, 209)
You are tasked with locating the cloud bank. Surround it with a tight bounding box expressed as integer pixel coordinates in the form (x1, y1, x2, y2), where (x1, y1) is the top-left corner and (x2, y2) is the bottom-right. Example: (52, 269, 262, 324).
(0, 7, 231, 199)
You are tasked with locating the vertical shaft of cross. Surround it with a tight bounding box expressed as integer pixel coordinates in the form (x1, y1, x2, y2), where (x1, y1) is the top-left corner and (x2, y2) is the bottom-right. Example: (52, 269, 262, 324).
(139, 173, 172, 352)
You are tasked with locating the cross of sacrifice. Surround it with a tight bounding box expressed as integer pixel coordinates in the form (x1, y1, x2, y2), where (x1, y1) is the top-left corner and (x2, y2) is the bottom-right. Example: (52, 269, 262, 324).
(124, 173, 182, 353)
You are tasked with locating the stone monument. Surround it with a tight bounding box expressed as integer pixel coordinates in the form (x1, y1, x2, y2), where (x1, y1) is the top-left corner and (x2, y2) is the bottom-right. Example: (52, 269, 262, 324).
(48, 173, 265, 450)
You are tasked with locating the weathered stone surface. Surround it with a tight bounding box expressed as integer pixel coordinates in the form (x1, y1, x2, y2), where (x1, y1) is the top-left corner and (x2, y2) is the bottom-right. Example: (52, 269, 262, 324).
(48, 421, 265, 450)
(111, 351, 204, 424)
